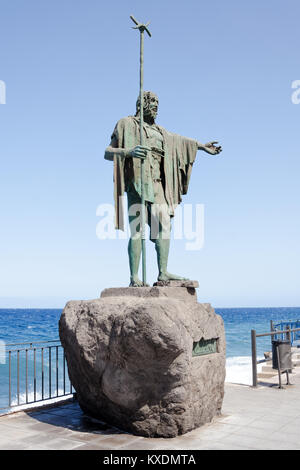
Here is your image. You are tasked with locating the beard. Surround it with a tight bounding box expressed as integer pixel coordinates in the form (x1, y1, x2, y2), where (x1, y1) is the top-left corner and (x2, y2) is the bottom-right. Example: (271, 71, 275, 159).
(144, 106, 157, 123)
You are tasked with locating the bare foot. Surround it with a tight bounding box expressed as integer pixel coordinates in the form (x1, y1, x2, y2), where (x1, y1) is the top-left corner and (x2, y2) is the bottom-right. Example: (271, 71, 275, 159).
(129, 276, 149, 287)
(158, 272, 189, 282)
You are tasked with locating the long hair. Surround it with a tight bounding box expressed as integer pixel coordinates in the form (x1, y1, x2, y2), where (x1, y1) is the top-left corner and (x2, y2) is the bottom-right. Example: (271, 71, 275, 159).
(135, 91, 157, 116)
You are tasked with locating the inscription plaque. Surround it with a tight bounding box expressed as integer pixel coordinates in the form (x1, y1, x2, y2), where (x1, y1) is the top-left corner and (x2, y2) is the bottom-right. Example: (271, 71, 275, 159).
(192, 338, 218, 357)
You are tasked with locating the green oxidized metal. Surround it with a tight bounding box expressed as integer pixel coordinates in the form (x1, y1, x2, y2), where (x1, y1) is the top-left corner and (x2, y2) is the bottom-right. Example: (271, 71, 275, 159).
(192, 338, 218, 357)
(104, 17, 222, 288)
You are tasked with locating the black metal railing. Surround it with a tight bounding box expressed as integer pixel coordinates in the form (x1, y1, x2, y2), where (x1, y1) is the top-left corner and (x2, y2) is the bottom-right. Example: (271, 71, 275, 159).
(251, 327, 300, 387)
(0, 339, 74, 412)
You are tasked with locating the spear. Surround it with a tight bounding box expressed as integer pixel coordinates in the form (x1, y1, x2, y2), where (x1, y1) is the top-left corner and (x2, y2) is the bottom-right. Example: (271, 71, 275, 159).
(130, 15, 151, 286)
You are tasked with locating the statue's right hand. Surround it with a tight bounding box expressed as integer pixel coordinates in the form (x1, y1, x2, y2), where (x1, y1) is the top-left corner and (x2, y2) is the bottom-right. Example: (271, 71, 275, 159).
(128, 145, 150, 159)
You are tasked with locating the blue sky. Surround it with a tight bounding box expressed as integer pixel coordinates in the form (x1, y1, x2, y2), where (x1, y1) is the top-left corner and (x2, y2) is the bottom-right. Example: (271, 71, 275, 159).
(0, 0, 299, 308)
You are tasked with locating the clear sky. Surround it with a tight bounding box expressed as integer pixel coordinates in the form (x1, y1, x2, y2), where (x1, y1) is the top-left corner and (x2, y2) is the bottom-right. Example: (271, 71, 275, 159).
(0, 0, 299, 308)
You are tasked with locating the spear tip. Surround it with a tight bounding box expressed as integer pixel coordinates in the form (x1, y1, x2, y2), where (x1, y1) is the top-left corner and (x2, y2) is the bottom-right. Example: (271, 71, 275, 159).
(130, 15, 152, 37)
(130, 15, 138, 25)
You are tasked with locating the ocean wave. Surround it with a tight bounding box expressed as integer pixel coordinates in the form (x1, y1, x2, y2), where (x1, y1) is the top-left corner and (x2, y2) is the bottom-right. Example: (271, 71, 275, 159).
(0, 390, 73, 414)
(226, 356, 263, 385)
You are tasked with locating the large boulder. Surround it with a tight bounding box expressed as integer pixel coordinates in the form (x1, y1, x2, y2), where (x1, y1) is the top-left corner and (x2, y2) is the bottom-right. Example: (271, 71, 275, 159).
(59, 285, 226, 438)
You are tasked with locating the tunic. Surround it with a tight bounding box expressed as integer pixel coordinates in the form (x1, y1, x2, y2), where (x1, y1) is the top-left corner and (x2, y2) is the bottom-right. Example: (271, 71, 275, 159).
(106, 116, 198, 231)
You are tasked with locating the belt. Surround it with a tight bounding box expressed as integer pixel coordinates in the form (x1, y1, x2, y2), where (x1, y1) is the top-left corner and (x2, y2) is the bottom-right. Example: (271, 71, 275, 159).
(151, 147, 164, 156)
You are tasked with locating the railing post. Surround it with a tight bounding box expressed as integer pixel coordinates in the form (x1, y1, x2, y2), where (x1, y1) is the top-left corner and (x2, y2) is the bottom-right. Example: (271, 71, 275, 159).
(17, 350, 20, 405)
(276, 345, 283, 389)
(270, 320, 274, 348)
(251, 329, 257, 387)
(41, 347, 44, 400)
(34, 348, 36, 402)
(63, 350, 66, 395)
(286, 325, 291, 343)
(26, 349, 28, 403)
(49, 347, 52, 399)
(286, 326, 293, 373)
(56, 346, 59, 397)
(8, 350, 11, 407)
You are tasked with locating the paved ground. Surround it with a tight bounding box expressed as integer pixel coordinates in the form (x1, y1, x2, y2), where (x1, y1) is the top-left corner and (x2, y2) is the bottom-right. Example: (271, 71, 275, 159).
(0, 371, 300, 450)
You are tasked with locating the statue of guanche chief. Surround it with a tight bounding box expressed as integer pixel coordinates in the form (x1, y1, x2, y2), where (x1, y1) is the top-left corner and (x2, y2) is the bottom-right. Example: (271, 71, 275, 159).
(105, 91, 222, 287)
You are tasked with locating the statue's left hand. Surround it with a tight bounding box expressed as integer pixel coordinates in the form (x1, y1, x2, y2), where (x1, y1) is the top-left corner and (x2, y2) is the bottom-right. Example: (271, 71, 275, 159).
(204, 141, 222, 155)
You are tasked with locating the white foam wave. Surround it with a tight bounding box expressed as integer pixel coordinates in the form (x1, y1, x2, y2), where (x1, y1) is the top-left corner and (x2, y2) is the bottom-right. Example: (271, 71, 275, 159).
(226, 356, 263, 385)
(3, 390, 73, 414)
(2, 357, 264, 413)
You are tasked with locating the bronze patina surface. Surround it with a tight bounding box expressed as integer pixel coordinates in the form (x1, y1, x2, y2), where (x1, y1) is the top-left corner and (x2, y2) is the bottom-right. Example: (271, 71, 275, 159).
(104, 17, 222, 287)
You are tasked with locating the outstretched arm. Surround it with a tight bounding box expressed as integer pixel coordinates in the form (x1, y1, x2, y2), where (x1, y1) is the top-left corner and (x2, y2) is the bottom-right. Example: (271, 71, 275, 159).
(197, 141, 222, 155)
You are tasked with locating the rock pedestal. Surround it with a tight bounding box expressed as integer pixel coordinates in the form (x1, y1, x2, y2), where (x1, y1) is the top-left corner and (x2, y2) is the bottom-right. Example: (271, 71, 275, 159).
(59, 283, 226, 438)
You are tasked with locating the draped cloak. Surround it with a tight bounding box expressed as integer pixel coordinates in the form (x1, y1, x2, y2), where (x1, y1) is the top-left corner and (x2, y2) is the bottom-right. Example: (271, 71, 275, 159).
(106, 116, 198, 231)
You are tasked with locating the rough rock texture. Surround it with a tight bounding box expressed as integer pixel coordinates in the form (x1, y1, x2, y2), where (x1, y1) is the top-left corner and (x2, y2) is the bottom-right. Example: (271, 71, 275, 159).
(153, 280, 199, 288)
(59, 286, 226, 438)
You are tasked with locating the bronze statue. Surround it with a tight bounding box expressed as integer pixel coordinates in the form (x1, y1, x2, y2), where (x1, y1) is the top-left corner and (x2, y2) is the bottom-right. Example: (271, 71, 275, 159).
(104, 91, 222, 286)
(105, 16, 221, 287)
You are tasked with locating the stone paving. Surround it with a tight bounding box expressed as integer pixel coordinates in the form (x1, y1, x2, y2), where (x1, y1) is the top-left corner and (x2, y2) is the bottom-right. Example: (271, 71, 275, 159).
(0, 370, 300, 450)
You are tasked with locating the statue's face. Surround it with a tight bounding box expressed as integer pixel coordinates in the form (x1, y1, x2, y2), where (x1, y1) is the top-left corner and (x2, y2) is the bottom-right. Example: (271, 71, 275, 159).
(144, 93, 159, 121)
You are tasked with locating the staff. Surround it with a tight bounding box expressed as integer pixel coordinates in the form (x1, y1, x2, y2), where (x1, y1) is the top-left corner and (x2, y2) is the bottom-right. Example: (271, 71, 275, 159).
(130, 15, 151, 286)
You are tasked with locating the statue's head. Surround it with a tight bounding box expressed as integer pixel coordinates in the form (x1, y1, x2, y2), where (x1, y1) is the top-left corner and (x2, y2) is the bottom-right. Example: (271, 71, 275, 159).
(135, 91, 159, 123)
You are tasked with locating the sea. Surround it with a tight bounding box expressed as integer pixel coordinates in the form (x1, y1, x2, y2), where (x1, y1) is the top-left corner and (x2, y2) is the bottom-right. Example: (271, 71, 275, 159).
(0, 307, 299, 413)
